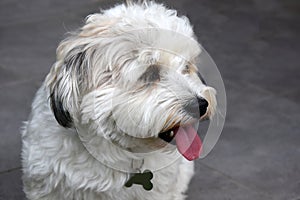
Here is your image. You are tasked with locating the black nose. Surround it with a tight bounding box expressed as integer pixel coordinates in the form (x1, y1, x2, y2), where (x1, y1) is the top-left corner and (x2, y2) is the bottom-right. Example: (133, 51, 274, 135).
(184, 97, 208, 118)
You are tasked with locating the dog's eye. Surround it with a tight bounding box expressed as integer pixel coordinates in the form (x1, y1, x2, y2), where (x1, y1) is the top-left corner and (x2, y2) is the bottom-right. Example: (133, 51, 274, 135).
(182, 65, 190, 74)
(139, 65, 160, 83)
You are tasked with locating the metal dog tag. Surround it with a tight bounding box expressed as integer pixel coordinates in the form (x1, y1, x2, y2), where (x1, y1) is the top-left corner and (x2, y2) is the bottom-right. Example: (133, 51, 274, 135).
(125, 170, 153, 191)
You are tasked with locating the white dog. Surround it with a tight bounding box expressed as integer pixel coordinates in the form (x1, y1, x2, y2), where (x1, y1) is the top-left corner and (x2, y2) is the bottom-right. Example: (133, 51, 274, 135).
(21, 1, 217, 199)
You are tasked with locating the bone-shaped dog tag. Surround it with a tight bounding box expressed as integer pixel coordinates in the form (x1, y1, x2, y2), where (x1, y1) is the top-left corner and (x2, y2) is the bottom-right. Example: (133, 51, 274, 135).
(125, 170, 153, 191)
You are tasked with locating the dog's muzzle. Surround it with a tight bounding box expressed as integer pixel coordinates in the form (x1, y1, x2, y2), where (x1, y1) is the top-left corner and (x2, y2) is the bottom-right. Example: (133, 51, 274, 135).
(158, 97, 209, 161)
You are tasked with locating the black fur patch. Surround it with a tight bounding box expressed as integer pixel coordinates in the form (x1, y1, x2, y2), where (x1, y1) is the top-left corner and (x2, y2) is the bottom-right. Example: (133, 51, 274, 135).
(138, 65, 160, 83)
(65, 49, 87, 81)
(50, 92, 73, 128)
(49, 47, 87, 128)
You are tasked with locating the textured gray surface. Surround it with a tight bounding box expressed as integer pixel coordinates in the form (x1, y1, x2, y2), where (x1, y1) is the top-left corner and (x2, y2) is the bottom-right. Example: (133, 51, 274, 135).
(0, 0, 299, 199)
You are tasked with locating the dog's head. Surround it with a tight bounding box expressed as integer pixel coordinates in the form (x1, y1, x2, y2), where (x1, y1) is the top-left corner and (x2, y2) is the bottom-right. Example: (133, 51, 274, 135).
(46, 2, 216, 161)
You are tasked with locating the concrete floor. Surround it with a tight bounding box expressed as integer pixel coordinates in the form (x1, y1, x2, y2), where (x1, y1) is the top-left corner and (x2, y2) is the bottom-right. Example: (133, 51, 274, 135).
(0, 0, 299, 199)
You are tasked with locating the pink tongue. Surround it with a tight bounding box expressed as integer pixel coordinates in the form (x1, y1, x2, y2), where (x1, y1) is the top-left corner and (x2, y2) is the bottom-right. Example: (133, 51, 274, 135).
(174, 125, 202, 161)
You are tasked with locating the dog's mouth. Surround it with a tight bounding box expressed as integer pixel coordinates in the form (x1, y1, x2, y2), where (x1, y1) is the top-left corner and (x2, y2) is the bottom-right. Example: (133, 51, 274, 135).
(158, 124, 202, 161)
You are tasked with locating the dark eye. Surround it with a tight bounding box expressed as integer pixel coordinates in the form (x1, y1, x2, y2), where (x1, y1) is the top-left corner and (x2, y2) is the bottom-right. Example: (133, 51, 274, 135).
(138, 65, 160, 83)
(182, 65, 190, 74)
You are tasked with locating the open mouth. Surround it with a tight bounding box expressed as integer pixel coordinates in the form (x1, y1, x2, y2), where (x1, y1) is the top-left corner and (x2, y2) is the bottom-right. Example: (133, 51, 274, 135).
(158, 124, 202, 161)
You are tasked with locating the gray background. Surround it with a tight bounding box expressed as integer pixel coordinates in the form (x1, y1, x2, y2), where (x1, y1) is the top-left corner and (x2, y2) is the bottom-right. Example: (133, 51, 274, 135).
(0, 0, 299, 199)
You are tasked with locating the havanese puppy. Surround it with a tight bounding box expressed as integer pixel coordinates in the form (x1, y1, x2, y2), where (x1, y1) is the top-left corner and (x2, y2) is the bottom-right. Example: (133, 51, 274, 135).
(21, 0, 217, 199)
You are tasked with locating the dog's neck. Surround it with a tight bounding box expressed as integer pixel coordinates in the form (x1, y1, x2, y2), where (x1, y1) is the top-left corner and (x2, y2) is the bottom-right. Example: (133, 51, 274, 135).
(76, 123, 179, 174)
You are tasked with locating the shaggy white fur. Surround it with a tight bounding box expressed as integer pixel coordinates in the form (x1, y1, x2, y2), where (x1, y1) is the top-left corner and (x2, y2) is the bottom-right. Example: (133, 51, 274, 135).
(22, 1, 216, 199)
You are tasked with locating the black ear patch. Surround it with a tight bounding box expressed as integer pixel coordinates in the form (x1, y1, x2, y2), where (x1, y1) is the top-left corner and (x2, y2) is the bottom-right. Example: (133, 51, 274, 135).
(50, 92, 73, 128)
(49, 47, 88, 128)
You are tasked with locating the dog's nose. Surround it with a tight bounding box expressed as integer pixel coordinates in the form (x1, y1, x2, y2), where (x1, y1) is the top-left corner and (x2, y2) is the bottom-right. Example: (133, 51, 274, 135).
(184, 97, 208, 118)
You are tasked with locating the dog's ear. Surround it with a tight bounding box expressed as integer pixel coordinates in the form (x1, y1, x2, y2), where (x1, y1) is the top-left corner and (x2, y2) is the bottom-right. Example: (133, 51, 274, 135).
(47, 46, 87, 128)
(50, 90, 73, 128)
